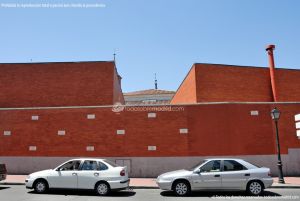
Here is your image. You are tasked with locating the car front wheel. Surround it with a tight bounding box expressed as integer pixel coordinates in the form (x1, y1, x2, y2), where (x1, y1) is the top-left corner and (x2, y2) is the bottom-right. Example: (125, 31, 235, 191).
(247, 180, 263, 196)
(173, 180, 191, 196)
(95, 182, 110, 196)
(34, 179, 48, 194)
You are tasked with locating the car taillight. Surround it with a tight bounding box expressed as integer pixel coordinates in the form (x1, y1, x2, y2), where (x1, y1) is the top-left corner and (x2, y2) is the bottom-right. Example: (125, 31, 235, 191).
(268, 171, 271, 177)
(120, 169, 125, 176)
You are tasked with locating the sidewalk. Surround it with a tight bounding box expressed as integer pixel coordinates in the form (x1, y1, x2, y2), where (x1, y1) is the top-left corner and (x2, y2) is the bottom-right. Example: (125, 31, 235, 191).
(1, 175, 300, 189)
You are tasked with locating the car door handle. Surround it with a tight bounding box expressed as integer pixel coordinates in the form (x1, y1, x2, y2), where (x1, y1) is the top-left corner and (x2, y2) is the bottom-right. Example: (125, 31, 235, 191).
(214, 175, 220, 177)
(94, 173, 99, 176)
(244, 173, 250, 176)
(72, 173, 77, 176)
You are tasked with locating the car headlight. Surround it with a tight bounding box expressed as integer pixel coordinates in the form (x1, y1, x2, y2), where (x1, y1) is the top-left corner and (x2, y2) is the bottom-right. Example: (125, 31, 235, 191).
(157, 177, 172, 182)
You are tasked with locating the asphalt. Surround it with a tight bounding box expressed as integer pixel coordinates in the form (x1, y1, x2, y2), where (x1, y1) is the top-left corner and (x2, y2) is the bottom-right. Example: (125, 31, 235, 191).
(1, 186, 300, 201)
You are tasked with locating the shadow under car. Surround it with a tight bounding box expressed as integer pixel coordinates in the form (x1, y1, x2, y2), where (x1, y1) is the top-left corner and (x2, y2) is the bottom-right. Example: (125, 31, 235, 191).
(0, 186, 10, 190)
(28, 189, 136, 197)
(160, 190, 281, 197)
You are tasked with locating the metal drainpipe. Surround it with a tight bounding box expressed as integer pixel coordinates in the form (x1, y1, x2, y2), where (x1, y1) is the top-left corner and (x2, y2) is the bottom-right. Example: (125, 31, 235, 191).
(266, 44, 278, 102)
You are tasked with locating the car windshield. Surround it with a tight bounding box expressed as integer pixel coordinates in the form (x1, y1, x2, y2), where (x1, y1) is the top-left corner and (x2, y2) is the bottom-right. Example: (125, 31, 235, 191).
(188, 160, 206, 171)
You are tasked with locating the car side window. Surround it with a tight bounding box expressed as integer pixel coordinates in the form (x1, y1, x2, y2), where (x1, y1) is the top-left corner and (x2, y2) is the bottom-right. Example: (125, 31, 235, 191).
(223, 160, 246, 171)
(81, 160, 98, 171)
(59, 160, 81, 171)
(200, 160, 221, 172)
(98, 162, 108, 171)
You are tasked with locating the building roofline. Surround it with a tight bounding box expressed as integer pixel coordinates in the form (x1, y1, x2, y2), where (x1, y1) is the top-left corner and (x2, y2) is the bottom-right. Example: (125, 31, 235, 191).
(194, 62, 300, 71)
(0, 60, 115, 65)
(124, 89, 175, 96)
(170, 63, 197, 103)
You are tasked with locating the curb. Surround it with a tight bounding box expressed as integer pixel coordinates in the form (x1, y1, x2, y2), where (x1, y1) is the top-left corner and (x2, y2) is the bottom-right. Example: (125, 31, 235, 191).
(269, 185, 300, 189)
(0, 182, 25, 185)
(130, 186, 159, 189)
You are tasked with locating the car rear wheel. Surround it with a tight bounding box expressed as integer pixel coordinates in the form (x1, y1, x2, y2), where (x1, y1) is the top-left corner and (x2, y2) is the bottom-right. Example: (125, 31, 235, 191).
(173, 180, 190, 196)
(95, 182, 110, 196)
(34, 179, 48, 194)
(247, 180, 263, 196)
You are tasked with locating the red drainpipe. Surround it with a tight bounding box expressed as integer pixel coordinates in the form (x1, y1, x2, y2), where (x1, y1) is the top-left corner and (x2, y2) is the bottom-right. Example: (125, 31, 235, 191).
(266, 44, 278, 102)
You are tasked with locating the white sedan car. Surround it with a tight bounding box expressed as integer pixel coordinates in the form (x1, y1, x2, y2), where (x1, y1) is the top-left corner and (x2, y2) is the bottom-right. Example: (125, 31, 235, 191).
(25, 158, 130, 195)
(157, 158, 273, 196)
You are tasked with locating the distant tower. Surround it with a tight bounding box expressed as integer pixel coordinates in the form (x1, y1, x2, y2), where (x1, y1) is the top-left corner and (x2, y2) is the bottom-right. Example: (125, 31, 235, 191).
(155, 73, 158, 90)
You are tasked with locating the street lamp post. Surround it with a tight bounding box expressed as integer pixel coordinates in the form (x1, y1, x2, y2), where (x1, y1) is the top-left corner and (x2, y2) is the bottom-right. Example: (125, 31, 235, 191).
(271, 107, 285, 184)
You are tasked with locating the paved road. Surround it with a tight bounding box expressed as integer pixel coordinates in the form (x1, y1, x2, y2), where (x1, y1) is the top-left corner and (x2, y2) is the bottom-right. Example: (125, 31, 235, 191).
(0, 185, 300, 201)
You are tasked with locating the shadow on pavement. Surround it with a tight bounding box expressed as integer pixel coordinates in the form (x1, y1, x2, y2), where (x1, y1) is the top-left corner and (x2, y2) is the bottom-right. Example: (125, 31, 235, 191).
(28, 189, 136, 197)
(0, 186, 10, 190)
(160, 190, 281, 197)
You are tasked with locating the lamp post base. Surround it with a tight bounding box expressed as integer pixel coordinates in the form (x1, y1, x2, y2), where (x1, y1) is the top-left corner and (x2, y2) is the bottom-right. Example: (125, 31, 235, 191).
(278, 178, 285, 184)
(277, 161, 285, 184)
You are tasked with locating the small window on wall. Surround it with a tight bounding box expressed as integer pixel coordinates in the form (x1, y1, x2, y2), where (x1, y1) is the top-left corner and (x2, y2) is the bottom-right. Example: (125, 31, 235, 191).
(3, 131, 11, 136)
(58, 130, 66, 136)
(29, 146, 37, 151)
(117, 130, 125, 135)
(86, 146, 95, 151)
(31, 115, 39, 121)
(87, 114, 96, 119)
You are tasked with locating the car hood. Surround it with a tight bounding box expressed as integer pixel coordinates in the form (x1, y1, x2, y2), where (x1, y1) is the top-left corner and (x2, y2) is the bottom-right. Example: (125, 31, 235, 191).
(29, 169, 53, 178)
(159, 169, 191, 179)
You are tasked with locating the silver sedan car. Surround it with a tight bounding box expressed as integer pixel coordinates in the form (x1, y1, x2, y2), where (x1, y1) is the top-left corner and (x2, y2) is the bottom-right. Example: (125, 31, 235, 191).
(156, 158, 273, 196)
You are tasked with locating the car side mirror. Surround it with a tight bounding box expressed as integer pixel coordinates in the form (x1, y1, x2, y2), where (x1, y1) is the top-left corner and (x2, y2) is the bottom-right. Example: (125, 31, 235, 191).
(56, 168, 62, 171)
(193, 169, 201, 174)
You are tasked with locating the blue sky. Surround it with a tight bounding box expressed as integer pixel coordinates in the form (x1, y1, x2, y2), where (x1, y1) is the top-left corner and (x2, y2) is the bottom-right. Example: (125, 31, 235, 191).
(0, 0, 299, 92)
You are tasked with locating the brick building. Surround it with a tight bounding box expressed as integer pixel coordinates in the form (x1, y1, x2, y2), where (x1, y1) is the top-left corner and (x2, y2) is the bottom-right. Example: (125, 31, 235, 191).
(0, 61, 300, 177)
(124, 89, 175, 105)
(172, 63, 300, 103)
(0, 61, 124, 107)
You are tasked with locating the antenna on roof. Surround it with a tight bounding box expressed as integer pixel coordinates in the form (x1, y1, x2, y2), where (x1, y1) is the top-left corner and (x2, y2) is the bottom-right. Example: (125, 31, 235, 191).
(113, 49, 116, 63)
(155, 73, 158, 90)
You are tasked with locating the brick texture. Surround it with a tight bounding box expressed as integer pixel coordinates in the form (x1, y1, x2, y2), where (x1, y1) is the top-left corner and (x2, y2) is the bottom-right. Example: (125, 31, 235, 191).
(276, 69, 300, 102)
(171, 63, 300, 104)
(0, 103, 299, 157)
(171, 66, 197, 104)
(0, 61, 124, 107)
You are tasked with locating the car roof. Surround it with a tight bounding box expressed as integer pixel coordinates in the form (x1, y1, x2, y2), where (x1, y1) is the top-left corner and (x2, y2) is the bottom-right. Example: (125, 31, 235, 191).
(205, 158, 244, 161)
(69, 158, 106, 161)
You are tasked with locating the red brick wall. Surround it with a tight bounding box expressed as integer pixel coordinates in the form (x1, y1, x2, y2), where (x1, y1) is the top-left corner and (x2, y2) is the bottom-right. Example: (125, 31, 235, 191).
(276, 69, 300, 102)
(113, 67, 125, 104)
(0, 61, 122, 107)
(0, 103, 299, 157)
(171, 63, 300, 104)
(171, 66, 197, 104)
(195, 64, 273, 102)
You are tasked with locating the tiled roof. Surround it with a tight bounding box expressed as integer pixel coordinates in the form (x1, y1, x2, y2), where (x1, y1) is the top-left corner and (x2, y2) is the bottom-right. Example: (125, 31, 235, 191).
(124, 89, 175, 96)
